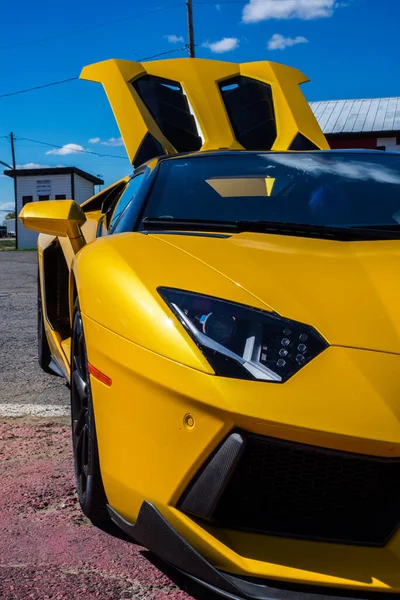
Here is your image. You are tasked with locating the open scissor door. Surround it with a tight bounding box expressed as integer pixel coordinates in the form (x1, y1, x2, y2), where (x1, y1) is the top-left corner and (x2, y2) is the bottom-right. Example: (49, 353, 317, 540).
(80, 57, 328, 166)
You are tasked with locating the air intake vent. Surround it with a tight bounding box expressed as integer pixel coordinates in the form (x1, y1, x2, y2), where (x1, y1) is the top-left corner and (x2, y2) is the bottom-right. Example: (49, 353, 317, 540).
(132, 75, 202, 153)
(214, 433, 400, 546)
(219, 76, 277, 150)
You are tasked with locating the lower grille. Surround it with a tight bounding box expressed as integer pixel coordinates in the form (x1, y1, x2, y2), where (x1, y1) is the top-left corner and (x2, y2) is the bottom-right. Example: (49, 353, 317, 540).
(213, 433, 400, 546)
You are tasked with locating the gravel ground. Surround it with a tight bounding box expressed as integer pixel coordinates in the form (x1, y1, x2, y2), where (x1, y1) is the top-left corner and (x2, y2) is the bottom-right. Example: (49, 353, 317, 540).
(0, 417, 196, 600)
(0, 252, 68, 409)
(0, 253, 203, 600)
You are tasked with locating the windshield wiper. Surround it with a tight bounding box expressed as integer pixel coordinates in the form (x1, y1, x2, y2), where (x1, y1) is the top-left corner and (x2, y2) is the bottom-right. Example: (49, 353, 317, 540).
(142, 217, 239, 233)
(141, 217, 400, 241)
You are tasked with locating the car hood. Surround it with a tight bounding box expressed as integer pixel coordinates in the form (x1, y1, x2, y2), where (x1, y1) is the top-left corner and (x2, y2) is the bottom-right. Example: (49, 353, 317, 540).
(153, 231, 400, 355)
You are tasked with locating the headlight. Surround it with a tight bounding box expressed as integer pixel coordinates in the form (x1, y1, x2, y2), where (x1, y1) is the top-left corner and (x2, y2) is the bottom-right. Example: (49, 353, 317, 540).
(159, 288, 328, 383)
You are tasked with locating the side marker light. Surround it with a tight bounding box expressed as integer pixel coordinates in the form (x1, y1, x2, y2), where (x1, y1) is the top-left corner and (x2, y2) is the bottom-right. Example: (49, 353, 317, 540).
(88, 362, 112, 387)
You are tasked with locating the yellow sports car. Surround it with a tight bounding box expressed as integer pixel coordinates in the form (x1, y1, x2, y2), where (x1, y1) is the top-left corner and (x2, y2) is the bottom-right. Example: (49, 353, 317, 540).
(20, 58, 400, 598)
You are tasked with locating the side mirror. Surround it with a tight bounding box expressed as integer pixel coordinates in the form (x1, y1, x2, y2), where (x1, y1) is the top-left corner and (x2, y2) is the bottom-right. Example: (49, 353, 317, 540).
(19, 200, 87, 253)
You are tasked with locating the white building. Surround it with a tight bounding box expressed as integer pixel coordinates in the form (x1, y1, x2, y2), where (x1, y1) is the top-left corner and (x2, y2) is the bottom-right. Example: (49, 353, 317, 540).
(4, 167, 103, 249)
(5, 218, 15, 236)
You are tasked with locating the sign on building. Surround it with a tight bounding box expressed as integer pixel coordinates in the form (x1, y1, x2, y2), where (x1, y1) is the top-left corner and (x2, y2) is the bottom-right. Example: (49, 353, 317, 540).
(36, 180, 52, 196)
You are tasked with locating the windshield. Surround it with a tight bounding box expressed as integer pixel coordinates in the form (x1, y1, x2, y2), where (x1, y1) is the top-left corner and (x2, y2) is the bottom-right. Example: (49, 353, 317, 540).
(143, 152, 400, 229)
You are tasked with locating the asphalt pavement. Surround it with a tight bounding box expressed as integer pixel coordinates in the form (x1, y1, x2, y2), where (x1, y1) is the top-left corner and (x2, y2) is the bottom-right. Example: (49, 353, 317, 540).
(0, 252, 68, 413)
(0, 252, 203, 600)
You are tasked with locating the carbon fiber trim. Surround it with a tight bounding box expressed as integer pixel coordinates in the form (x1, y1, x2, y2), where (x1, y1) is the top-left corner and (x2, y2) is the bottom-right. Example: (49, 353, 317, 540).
(179, 432, 246, 518)
(107, 501, 394, 600)
(107, 501, 239, 596)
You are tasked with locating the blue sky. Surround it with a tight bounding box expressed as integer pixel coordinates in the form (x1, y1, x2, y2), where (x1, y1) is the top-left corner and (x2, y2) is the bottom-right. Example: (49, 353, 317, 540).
(1, 0, 399, 218)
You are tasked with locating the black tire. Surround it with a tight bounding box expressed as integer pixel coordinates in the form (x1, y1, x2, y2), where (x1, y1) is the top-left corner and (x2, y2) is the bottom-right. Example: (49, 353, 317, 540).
(38, 269, 52, 373)
(70, 301, 108, 524)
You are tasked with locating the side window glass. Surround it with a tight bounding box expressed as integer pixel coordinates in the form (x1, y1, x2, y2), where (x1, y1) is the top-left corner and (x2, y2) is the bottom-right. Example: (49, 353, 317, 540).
(109, 174, 145, 232)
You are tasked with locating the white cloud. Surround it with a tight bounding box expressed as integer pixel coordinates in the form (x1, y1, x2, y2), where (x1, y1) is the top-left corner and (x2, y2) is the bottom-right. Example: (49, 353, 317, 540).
(16, 162, 52, 169)
(46, 143, 85, 156)
(202, 37, 239, 54)
(268, 33, 308, 50)
(243, 0, 335, 24)
(100, 137, 124, 147)
(265, 154, 400, 185)
(0, 201, 14, 212)
(88, 136, 124, 147)
(166, 34, 184, 44)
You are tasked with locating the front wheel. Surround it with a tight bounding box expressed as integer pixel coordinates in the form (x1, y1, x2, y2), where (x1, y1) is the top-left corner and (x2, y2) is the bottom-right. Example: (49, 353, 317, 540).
(70, 302, 108, 524)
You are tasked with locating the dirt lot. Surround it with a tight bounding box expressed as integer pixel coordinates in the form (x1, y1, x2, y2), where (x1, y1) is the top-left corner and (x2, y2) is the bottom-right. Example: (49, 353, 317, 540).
(0, 253, 202, 600)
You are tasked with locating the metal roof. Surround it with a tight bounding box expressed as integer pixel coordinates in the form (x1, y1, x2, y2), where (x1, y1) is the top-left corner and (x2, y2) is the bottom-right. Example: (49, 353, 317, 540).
(3, 166, 104, 184)
(309, 98, 400, 135)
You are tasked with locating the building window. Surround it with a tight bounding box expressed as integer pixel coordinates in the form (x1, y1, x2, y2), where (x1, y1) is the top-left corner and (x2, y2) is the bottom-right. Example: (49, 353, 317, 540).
(376, 146, 386, 151)
(22, 196, 33, 206)
(55, 194, 66, 200)
(38, 195, 50, 201)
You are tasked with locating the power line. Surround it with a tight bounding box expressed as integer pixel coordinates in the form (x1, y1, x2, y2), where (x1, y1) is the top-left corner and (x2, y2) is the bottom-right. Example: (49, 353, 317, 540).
(15, 136, 128, 160)
(0, 77, 79, 99)
(139, 45, 189, 61)
(0, 3, 183, 52)
(0, 46, 190, 99)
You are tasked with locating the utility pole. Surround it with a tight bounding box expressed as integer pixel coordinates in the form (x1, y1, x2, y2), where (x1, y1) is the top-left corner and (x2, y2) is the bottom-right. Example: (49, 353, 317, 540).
(10, 132, 18, 249)
(186, 0, 195, 58)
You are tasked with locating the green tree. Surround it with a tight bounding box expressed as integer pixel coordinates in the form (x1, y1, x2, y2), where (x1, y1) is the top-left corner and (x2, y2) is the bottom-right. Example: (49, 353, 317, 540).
(2, 211, 15, 226)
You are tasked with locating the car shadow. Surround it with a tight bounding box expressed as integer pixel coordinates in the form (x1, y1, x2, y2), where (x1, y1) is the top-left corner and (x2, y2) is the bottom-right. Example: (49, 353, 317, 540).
(95, 519, 133, 543)
(95, 521, 221, 599)
(142, 551, 222, 600)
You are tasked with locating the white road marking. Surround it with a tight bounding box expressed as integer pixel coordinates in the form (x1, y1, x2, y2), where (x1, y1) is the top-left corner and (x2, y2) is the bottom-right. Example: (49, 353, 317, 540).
(0, 404, 69, 418)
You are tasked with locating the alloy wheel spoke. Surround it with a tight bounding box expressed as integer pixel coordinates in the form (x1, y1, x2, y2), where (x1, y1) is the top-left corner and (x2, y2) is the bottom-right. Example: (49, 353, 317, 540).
(73, 368, 87, 404)
(71, 311, 91, 500)
(73, 406, 87, 439)
(81, 425, 89, 474)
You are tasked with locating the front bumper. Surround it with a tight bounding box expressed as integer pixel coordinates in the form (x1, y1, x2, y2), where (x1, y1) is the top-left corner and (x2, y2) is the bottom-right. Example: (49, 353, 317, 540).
(109, 501, 399, 599)
(83, 314, 400, 594)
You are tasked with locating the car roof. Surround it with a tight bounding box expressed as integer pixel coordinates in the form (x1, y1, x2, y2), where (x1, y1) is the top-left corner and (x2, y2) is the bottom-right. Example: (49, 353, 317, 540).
(137, 148, 400, 171)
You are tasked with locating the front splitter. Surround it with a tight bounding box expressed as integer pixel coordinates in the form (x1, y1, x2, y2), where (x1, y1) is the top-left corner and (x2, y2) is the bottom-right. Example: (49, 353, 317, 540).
(107, 501, 398, 600)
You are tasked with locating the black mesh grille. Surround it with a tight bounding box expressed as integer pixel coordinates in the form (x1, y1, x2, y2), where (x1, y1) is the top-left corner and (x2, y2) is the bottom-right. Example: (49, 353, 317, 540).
(219, 76, 277, 150)
(132, 75, 202, 153)
(214, 434, 400, 546)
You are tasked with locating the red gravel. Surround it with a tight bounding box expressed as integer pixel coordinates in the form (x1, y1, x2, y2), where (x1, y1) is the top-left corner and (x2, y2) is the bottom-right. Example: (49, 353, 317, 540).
(0, 418, 192, 600)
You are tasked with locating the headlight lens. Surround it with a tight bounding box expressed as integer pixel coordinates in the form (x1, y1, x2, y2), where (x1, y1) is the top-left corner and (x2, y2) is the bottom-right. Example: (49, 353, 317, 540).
(159, 288, 328, 383)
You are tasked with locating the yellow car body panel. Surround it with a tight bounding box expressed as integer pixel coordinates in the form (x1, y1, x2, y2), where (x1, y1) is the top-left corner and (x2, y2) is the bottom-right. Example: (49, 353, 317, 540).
(73, 231, 400, 358)
(80, 58, 329, 165)
(20, 57, 400, 597)
(82, 311, 400, 593)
